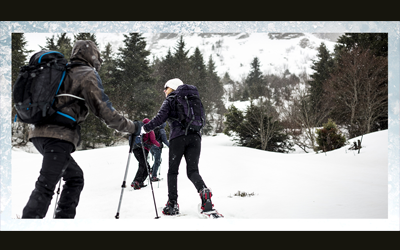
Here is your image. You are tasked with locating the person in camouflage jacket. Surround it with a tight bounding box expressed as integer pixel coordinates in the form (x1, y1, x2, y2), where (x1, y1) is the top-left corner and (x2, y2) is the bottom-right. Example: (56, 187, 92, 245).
(22, 40, 141, 219)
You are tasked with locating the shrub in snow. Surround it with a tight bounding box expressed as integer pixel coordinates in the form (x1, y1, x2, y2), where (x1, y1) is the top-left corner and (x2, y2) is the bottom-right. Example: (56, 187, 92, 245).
(316, 119, 346, 152)
(228, 191, 255, 198)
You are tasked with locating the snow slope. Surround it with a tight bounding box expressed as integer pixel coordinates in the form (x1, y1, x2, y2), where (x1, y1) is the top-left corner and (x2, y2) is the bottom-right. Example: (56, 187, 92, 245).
(10, 130, 388, 230)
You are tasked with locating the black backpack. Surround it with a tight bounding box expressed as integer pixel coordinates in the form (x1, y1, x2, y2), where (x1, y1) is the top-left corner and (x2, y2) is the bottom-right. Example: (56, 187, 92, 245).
(154, 126, 161, 142)
(171, 85, 205, 135)
(13, 50, 85, 128)
(153, 126, 164, 148)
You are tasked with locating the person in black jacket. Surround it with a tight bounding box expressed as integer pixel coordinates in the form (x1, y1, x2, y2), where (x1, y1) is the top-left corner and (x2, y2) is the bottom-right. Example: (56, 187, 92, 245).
(150, 122, 169, 182)
(131, 118, 160, 190)
(141, 78, 215, 216)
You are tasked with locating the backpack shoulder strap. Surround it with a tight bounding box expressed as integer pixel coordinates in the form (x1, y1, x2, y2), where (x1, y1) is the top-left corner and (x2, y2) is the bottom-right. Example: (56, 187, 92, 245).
(53, 62, 90, 110)
(51, 62, 88, 113)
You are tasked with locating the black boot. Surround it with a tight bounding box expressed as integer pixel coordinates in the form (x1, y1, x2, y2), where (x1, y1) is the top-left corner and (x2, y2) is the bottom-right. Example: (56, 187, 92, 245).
(131, 181, 141, 190)
(199, 187, 214, 212)
(162, 200, 179, 215)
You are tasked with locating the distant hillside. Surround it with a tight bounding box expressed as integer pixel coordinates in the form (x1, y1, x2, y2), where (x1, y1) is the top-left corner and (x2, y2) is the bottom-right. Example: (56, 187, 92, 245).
(139, 32, 343, 81)
(26, 32, 343, 82)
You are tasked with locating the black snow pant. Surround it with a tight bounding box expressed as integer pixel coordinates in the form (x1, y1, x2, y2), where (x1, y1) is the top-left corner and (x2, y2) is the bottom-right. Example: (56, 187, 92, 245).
(167, 133, 207, 202)
(133, 147, 150, 183)
(22, 137, 84, 219)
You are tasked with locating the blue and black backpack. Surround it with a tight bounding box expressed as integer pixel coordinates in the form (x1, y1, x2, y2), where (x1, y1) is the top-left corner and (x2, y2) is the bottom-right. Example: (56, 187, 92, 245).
(13, 50, 86, 128)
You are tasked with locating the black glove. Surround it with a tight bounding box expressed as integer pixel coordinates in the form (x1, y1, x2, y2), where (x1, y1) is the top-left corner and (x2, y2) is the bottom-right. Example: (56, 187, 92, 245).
(132, 120, 144, 137)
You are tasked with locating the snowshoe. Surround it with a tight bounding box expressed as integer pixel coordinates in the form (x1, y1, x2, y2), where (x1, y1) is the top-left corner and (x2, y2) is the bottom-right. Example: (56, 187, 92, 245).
(162, 200, 179, 216)
(198, 204, 224, 219)
(151, 176, 161, 182)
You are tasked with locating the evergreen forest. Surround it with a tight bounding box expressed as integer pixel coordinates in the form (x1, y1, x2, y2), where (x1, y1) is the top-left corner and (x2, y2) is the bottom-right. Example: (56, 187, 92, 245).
(11, 33, 388, 153)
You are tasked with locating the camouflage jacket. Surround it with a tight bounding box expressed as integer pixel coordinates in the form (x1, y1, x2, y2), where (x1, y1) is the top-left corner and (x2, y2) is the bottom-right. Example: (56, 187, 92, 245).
(29, 40, 137, 151)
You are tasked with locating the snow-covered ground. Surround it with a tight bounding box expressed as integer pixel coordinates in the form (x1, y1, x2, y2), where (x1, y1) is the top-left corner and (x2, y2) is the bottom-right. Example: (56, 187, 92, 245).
(9, 130, 388, 230)
(6, 32, 393, 231)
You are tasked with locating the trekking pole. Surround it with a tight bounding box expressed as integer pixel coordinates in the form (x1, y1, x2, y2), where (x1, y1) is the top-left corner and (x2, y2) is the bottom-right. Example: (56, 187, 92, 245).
(148, 151, 152, 186)
(358, 134, 364, 154)
(141, 134, 160, 219)
(158, 157, 162, 188)
(53, 180, 62, 218)
(115, 137, 134, 219)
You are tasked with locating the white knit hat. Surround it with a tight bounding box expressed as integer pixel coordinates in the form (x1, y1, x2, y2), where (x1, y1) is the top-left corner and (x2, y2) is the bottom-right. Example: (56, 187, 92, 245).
(164, 78, 184, 90)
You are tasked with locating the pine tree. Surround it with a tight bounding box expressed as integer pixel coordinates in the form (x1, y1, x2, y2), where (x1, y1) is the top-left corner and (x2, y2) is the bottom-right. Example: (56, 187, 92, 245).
(190, 47, 207, 94)
(161, 49, 176, 81)
(223, 104, 245, 139)
(187, 48, 210, 133)
(12, 33, 33, 146)
(206, 55, 222, 96)
(334, 33, 388, 59)
(308, 42, 334, 125)
(40, 33, 73, 60)
(172, 35, 191, 83)
(221, 72, 234, 85)
(56, 34, 73, 60)
(245, 57, 264, 99)
(150, 56, 170, 105)
(202, 55, 215, 115)
(40, 35, 57, 51)
(114, 33, 157, 121)
(206, 55, 225, 133)
(73, 33, 99, 47)
(100, 43, 117, 99)
(12, 33, 32, 88)
(224, 101, 293, 153)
